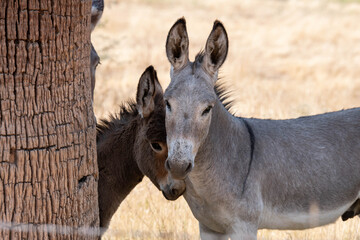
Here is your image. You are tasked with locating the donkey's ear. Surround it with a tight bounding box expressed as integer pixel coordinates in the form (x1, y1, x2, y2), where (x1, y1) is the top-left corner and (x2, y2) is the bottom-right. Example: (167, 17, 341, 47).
(91, 0, 104, 32)
(203, 20, 228, 77)
(136, 66, 163, 118)
(166, 18, 189, 71)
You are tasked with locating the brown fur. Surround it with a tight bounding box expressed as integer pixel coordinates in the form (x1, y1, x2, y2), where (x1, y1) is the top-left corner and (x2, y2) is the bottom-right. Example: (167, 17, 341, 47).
(97, 101, 145, 229)
(96, 95, 167, 228)
(96, 66, 184, 231)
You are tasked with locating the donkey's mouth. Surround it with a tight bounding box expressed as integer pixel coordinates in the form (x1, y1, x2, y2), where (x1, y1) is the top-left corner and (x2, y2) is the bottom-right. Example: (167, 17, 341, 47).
(162, 187, 186, 201)
(162, 190, 171, 200)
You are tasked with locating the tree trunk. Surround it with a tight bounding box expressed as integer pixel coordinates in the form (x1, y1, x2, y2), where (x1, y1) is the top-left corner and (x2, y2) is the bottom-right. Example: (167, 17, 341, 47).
(0, 0, 99, 239)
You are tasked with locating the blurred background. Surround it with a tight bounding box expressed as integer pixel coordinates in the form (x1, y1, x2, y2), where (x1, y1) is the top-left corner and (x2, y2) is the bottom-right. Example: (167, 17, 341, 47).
(92, 0, 360, 239)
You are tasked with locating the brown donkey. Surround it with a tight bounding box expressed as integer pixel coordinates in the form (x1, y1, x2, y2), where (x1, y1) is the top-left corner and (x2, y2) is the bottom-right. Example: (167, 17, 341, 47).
(96, 66, 185, 229)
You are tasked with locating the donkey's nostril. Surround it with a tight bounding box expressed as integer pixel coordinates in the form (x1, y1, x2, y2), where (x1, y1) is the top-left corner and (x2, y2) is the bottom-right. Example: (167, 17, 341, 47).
(185, 163, 192, 173)
(165, 160, 171, 171)
(171, 188, 178, 196)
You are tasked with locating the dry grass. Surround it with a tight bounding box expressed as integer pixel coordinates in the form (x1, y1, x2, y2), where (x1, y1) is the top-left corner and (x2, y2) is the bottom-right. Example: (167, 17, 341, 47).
(92, 0, 360, 239)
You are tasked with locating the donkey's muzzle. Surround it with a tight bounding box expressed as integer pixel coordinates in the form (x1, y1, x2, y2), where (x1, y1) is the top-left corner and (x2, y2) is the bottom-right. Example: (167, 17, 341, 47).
(165, 158, 193, 180)
(161, 182, 186, 201)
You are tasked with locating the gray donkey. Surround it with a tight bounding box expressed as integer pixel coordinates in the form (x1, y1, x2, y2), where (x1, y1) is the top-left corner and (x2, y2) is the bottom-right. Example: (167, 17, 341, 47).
(90, 0, 103, 99)
(163, 18, 360, 239)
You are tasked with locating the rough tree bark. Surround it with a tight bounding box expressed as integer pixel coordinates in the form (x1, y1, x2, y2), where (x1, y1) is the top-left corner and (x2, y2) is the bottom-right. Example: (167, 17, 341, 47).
(0, 0, 99, 239)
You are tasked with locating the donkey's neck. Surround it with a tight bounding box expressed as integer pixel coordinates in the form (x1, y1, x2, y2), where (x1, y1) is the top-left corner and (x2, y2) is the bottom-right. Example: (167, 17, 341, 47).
(97, 115, 143, 227)
(189, 99, 252, 197)
(99, 117, 143, 194)
(184, 99, 253, 232)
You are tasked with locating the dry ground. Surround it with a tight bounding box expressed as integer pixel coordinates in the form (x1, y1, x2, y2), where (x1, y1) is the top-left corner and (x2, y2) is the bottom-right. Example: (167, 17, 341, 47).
(92, 0, 360, 239)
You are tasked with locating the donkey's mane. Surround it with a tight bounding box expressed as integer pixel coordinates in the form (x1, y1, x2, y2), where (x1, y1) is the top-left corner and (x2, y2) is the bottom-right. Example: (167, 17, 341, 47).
(96, 100, 138, 142)
(214, 82, 234, 112)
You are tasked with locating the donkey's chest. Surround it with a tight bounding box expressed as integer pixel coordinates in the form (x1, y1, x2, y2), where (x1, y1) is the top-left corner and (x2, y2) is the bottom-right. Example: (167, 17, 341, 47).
(184, 181, 236, 233)
(184, 194, 232, 233)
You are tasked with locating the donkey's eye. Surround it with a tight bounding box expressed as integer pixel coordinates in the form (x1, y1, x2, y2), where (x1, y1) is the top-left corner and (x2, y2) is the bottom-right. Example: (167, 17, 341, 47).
(202, 106, 213, 116)
(165, 100, 171, 111)
(150, 142, 162, 152)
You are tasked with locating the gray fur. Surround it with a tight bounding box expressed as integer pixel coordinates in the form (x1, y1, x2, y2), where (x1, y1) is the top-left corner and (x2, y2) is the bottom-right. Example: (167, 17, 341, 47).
(90, 44, 99, 100)
(90, 0, 103, 100)
(164, 18, 360, 239)
(91, 0, 104, 32)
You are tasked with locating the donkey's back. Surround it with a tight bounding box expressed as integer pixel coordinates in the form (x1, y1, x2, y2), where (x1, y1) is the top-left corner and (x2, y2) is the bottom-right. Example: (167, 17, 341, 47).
(247, 107, 360, 229)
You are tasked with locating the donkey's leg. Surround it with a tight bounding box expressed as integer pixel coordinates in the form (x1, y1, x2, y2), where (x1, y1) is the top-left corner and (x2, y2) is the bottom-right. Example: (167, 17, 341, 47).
(199, 223, 228, 240)
(342, 199, 360, 221)
(228, 220, 258, 240)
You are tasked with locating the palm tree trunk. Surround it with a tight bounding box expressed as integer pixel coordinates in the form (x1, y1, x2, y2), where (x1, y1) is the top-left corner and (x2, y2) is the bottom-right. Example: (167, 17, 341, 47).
(0, 0, 99, 239)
